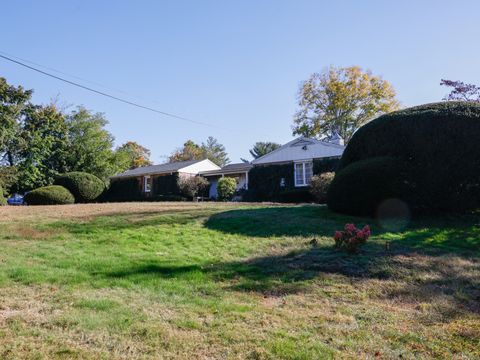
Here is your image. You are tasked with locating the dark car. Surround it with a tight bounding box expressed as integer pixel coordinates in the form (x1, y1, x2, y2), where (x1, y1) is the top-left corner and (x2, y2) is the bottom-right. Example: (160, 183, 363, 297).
(7, 194, 24, 206)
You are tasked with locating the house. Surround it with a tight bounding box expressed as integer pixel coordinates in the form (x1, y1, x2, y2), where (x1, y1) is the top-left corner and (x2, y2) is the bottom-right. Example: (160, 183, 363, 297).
(108, 137, 344, 202)
(108, 159, 220, 200)
(201, 137, 344, 201)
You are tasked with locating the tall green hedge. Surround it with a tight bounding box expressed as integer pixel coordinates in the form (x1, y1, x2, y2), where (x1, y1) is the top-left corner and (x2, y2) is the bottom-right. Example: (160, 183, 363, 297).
(247, 163, 294, 201)
(153, 174, 180, 195)
(327, 157, 408, 215)
(329, 101, 480, 215)
(104, 177, 141, 202)
(54, 172, 105, 203)
(313, 157, 340, 174)
(24, 185, 75, 205)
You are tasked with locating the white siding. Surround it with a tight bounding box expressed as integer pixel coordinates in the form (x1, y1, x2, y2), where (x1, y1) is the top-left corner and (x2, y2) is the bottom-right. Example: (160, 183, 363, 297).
(178, 159, 221, 174)
(252, 137, 344, 165)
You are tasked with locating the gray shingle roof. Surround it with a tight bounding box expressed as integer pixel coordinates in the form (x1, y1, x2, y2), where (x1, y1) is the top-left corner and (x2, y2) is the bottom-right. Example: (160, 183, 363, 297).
(200, 162, 252, 176)
(112, 159, 202, 178)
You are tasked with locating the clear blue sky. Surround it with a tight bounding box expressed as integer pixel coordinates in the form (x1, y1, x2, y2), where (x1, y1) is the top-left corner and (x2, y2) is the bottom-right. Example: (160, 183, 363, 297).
(2, 1, 480, 163)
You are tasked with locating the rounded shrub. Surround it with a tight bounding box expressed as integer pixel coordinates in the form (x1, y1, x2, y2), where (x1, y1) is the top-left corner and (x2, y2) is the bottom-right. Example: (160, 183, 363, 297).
(217, 177, 237, 201)
(24, 185, 75, 205)
(54, 172, 105, 203)
(330, 101, 480, 215)
(310, 172, 335, 203)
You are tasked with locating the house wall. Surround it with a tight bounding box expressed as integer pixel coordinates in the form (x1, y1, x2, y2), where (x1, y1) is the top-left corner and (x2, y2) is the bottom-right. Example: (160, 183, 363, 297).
(247, 157, 341, 202)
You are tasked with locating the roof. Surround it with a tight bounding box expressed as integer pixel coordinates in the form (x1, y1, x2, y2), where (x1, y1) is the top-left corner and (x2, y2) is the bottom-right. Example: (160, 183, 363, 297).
(200, 162, 253, 176)
(112, 159, 203, 178)
(252, 136, 344, 165)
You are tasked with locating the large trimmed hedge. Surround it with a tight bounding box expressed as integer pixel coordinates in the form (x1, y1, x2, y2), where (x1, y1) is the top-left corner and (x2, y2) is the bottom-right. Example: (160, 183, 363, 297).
(329, 101, 480, 215)
(24, 185, 75, 205)
(328, 157, 408, 215)
(54, 172, 105, 203)
(104, 177, 141, 202)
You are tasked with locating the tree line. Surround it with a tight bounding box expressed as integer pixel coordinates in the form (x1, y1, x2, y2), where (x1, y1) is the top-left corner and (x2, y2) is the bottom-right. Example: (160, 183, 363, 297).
(0, 77, 153, 193)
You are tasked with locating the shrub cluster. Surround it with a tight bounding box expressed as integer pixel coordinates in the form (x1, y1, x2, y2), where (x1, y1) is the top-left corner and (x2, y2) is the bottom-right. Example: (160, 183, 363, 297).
(178, 176, 209, 200)
(24, 185, 75, 205)
(310, 172, 334, 203)
(217, 177, 237, 201)
(54, 172, 105, 203)
(329, 101, 480, 215)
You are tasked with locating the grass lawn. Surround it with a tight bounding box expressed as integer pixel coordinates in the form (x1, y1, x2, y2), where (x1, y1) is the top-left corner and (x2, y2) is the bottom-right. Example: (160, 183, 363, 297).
(0, 202, 479, 359)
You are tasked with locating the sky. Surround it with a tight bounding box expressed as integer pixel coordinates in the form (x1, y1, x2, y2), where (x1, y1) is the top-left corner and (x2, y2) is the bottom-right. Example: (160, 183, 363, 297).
(2, 0, 480, 164)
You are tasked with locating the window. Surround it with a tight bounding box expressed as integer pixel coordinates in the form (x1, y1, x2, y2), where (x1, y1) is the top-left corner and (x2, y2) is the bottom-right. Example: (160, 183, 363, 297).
(144, 175, 152, 193)
(294, 161, 313, 187)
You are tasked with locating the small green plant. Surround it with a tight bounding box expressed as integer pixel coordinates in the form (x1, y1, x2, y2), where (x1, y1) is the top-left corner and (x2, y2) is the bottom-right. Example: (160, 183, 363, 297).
(54, 172, 105, 203)
(217, 177, 237, 201)
(24, 185, 75, 205)
(334, 223, 371, 253)
(309, 172, 334, 203)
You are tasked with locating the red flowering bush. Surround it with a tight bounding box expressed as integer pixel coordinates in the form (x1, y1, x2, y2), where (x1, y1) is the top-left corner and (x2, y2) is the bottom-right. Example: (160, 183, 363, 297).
(333, 223, 371, 253)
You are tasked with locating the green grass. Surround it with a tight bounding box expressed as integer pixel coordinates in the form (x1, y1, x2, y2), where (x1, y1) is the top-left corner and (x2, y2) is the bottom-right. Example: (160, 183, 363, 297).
(0, 203, 479, 359)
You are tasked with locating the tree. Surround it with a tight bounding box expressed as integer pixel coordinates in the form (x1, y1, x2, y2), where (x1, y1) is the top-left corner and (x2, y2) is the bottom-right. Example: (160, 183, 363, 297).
(0, 77, 32, 167)
(16, 104, 69, 191)
(65, 107, 129, 181)
(441, 79, 480, 102)
(177, 175, 209, 200)
(169, 137, 229, 167)
(201, 136, 229, 166)
(117, 141, 152, 169)
(292, 66, 400, 144)
(249, 141, 281, 159)
(169, 140, 203, 163)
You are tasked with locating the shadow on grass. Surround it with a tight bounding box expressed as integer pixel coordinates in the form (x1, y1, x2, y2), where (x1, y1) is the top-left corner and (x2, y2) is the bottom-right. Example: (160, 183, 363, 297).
(204, 205, 367, 238)
(49, 209, 214, 234)
(205, 205, 480, 253)
(44, 204, 480, 317)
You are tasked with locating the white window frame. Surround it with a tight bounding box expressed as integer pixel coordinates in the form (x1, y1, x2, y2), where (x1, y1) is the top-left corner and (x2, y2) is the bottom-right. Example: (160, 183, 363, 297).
(294, 161, 313, 187)
(144, 175, 152, 193)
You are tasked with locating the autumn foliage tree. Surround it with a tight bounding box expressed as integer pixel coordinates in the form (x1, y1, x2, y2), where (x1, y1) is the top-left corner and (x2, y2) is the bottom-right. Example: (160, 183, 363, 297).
(293, 66, 400, 144)
(117, 141, 152, 169)
(169, 137, 229, 167)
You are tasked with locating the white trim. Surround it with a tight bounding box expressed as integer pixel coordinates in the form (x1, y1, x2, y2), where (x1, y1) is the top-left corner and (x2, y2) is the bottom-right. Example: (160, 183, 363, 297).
(143, 175, 152, 192)
(294, 161, 313, 187)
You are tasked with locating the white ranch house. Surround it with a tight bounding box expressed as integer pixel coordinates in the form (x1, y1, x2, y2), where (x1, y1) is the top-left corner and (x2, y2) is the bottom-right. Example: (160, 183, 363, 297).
(111, 137, 345, 199)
